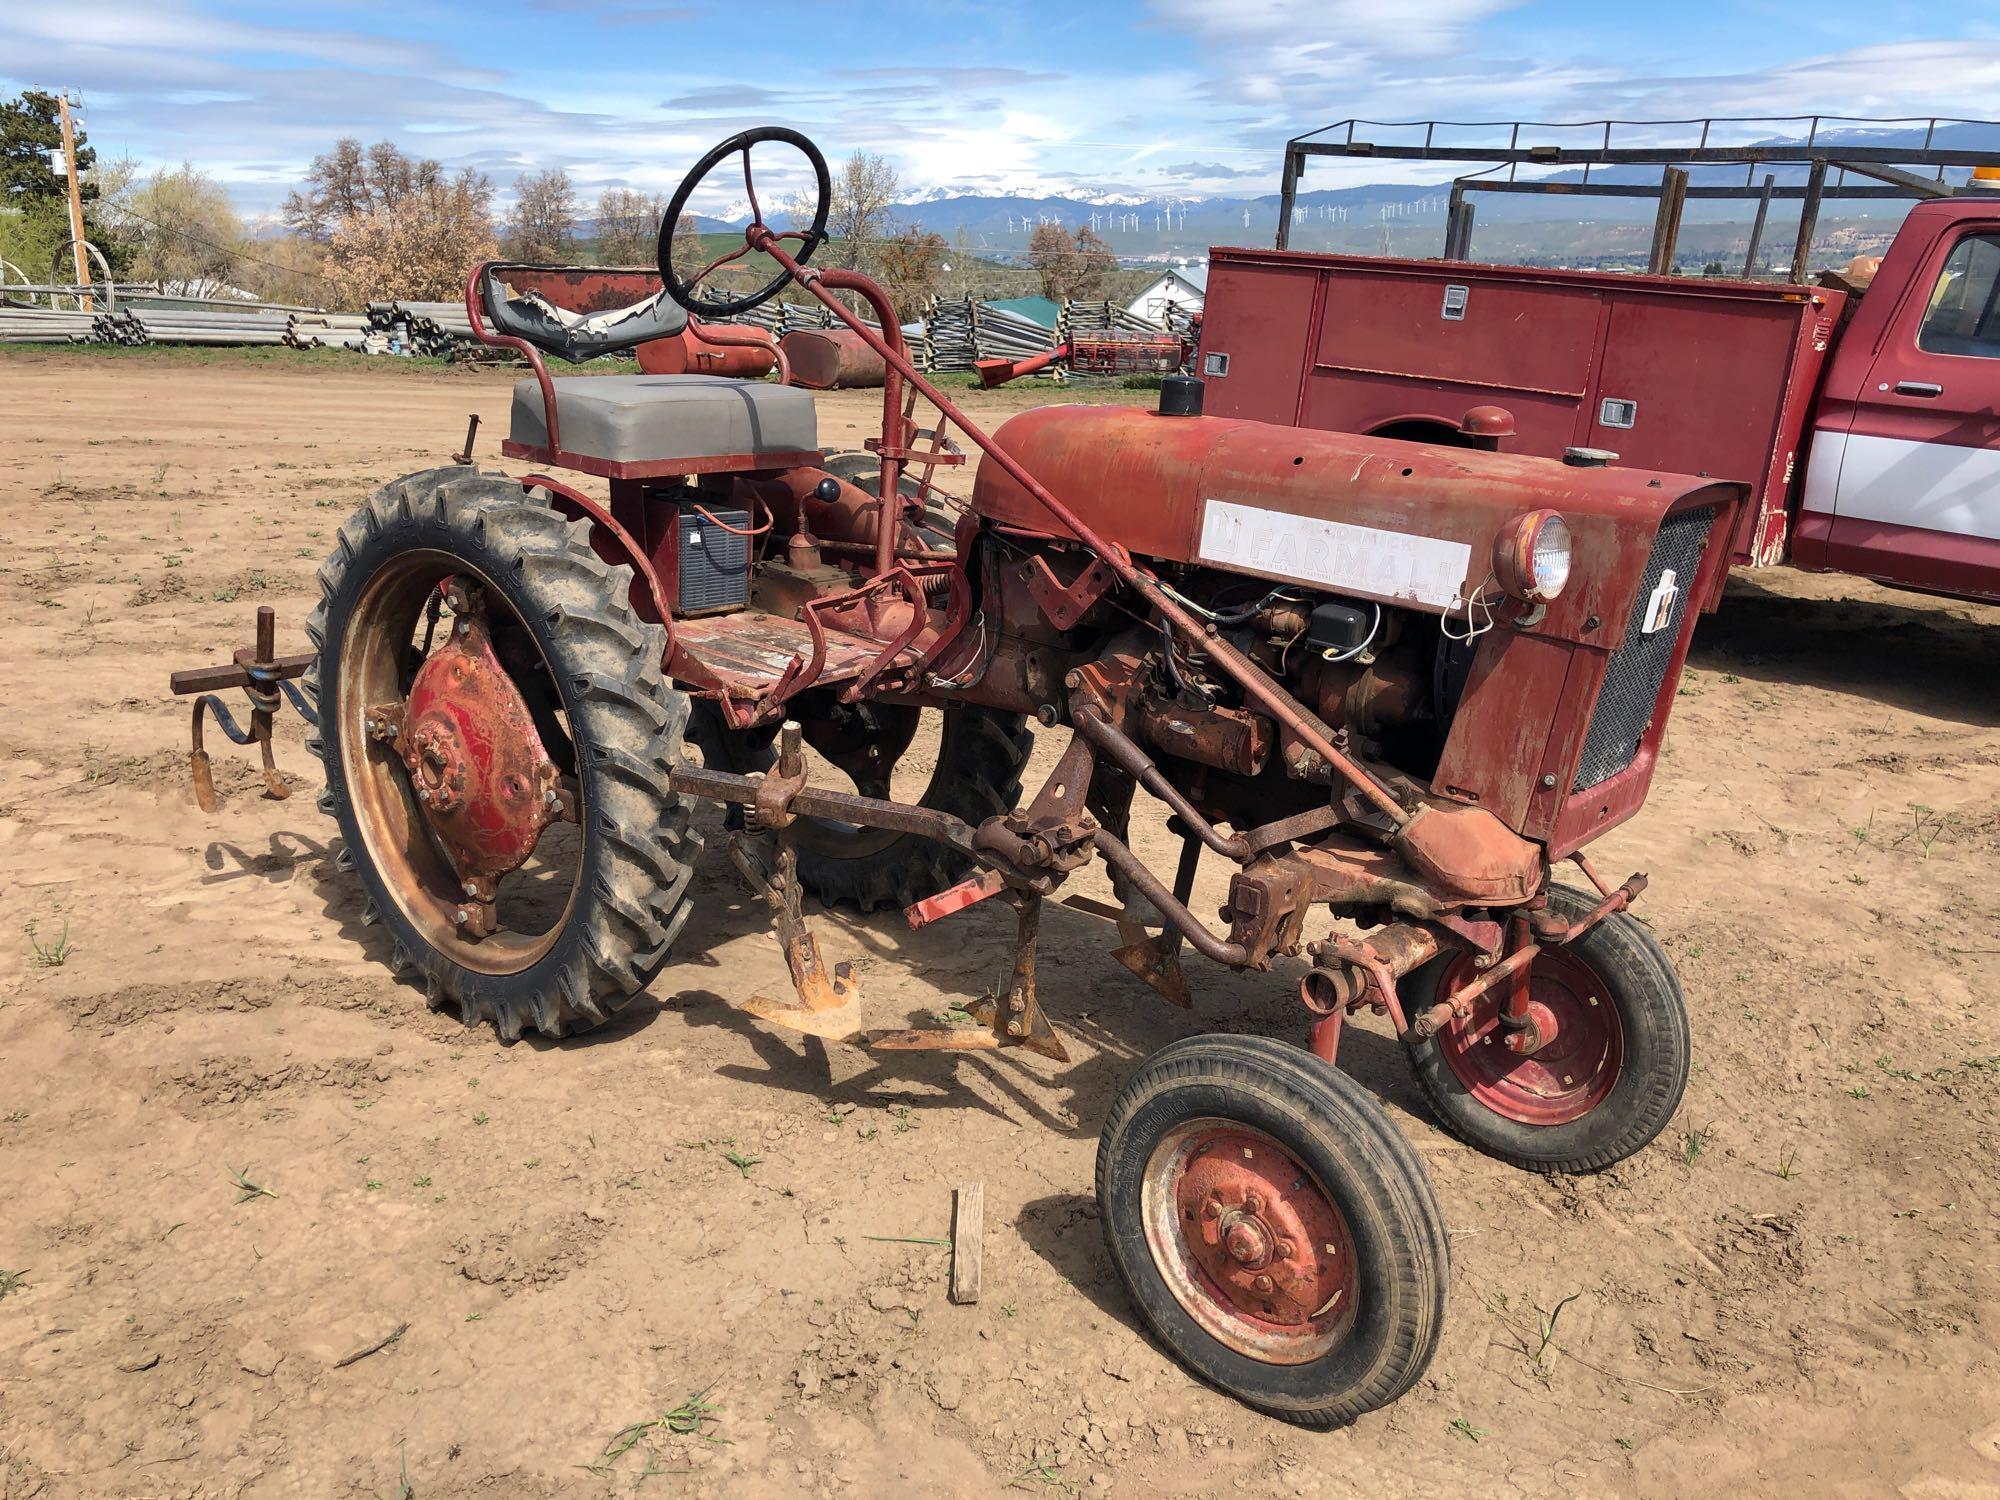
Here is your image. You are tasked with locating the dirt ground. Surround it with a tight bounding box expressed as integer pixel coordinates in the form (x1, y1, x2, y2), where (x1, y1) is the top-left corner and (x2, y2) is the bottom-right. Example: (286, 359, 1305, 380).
(0, 348, 1996, 1500)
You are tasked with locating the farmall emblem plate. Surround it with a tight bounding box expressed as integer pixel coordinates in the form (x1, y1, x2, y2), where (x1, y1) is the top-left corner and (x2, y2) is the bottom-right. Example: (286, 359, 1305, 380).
(1196, 499, 1473, 610)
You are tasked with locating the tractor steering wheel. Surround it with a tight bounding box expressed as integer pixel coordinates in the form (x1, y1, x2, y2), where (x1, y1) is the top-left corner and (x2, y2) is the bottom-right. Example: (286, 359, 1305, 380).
(658, 126, 831, 319)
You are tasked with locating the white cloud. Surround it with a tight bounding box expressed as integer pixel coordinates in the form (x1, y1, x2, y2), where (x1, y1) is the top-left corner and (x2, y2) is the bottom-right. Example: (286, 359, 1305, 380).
(4, 1, 1996, 222)
(1150, 0, 1521, 59)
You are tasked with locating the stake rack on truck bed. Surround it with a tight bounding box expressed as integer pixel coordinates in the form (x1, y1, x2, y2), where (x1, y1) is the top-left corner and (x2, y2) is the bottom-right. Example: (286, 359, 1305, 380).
(1202, 114, 2000, 605)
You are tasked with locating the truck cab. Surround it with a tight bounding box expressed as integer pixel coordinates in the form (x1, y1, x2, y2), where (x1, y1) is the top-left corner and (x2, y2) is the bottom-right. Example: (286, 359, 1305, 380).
(1794, 194, 2000, 601)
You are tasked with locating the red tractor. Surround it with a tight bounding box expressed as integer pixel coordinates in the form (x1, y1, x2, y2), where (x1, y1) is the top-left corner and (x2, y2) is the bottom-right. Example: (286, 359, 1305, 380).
(174, 129, 1739, 1426)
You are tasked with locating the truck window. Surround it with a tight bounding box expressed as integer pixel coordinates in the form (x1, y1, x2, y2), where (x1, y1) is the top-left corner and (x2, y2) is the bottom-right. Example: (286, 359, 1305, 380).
(1917, 233, 2000, 357)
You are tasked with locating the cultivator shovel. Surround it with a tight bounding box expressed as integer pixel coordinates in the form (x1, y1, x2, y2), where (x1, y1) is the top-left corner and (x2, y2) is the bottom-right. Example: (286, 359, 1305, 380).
(730, 833, 865, 1042)
(872, 891, 1069, 1062)
(168, 605, 316, 811)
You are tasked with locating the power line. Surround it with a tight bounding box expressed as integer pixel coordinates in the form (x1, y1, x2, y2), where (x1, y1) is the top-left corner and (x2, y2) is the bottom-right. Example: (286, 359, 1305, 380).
(90, 199, 341, 291)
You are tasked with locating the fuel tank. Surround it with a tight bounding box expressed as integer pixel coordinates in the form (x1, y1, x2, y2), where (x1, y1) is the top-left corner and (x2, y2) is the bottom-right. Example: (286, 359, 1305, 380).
(637, 322, 778, 378)
(971, 404, 1744, 649)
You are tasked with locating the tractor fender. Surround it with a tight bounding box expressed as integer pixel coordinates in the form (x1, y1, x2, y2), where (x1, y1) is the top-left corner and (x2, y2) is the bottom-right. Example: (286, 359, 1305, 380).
(517, 472, 675, 626)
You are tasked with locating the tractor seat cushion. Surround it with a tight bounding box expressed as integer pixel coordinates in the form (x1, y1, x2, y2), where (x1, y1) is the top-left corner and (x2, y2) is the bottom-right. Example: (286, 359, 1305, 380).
(509, 374, 818, 465)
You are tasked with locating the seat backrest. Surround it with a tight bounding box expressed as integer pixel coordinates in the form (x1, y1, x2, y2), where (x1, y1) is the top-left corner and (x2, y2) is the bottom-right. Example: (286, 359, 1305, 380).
(478, 263, 690, 363)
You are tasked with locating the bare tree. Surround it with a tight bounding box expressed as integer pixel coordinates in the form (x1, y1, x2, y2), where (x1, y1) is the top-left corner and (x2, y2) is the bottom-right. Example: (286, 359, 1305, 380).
(284, 139, 435, 243)
(594, 186, 665, 265)
(236, 233, 328, 307)
(828, 150, 899, 269)
(1068, 225, 1117, 299)
(506, 168, 576, 263)
(324, 167, 496, 307)
(1026, 222, 1077, 298)
(876, 224, 947, 316)
(669, 212, 705, 281)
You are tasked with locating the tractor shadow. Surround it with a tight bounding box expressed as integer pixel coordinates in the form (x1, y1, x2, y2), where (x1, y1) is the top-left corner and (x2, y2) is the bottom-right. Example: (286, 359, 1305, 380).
(1690, 573, 2000, 726)
(659, 808, 1430, 1140)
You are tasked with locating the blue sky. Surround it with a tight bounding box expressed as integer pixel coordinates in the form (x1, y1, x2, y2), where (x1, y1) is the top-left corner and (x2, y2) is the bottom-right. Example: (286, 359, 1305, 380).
(4, 0, 1997, 217)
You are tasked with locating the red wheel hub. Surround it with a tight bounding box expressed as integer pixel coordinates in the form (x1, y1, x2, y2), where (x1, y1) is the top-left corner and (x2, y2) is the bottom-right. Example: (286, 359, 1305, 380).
(1436, 946, 1622, 1125)
(1142, 1123, 1357, 1364)
(392, 586, 562, 904)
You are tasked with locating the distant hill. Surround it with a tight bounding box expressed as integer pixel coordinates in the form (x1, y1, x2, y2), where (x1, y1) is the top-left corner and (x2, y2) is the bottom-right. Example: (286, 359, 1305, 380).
(682, 120, 1999, 270)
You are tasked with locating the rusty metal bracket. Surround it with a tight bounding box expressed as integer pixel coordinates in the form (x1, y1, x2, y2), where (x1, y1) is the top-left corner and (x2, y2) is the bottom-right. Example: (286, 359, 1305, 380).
(169, 605, 316, 811)
(1109, 829, 1201, 1009)
(1534, 868, 1648, 946)
(906, 869, 1007, 929)
(751, 721, 809, 831)
(1027, 551, 1116, 631)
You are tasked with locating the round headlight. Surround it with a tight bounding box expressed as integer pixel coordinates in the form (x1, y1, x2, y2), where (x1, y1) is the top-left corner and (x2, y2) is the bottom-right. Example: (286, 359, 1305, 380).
(1494, 510, 1572, 602)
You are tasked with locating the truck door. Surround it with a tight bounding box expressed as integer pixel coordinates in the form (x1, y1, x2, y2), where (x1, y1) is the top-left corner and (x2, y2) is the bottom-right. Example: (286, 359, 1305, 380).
(1820, 226, 2000, 600)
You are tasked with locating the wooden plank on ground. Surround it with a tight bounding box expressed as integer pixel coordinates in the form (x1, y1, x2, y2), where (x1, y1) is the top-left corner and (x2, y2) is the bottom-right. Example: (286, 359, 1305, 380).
(949, 1182, 983, 1305)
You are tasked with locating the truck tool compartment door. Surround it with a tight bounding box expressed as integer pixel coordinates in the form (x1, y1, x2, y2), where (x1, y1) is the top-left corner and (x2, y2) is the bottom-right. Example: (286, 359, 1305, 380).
(1819, 228, 2000, 600)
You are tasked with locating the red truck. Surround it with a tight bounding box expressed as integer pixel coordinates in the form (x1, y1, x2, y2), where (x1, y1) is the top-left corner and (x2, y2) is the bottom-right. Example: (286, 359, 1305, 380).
(1198, 183, 2000, 605)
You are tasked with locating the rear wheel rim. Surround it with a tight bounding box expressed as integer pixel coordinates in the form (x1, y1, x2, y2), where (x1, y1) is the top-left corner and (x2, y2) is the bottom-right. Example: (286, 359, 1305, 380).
(1139, 1119, 1358, 1365)
(1435, 946, 1624, 1125)
(336, 551, 581, 975)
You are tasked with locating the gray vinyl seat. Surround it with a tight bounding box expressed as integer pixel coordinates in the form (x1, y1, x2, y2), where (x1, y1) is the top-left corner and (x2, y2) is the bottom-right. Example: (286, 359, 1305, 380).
(510, 374, 819, 465)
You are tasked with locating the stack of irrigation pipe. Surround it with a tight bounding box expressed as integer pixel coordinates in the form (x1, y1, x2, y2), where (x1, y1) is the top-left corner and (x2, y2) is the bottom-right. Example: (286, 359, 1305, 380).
(94, 306, 296, 346)
(924, 296, 1060, 374)
(0, 307, 102, 343)
(1058, 299, 1166, 338)
(286, 312, 372, 350)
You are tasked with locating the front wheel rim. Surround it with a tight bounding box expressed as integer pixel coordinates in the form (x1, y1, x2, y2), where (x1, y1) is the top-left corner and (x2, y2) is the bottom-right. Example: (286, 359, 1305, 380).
(1139, 1119, 1358, 1365)
(1435, 945, 1625, 1125)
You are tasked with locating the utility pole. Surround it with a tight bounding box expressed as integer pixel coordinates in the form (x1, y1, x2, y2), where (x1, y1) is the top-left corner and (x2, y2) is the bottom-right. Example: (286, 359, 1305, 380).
(57, 91, 92, 312)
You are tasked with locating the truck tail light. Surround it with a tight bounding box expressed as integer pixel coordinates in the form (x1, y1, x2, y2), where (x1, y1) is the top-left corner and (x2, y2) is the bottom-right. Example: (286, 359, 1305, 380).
(1494, 510, 1572, 602)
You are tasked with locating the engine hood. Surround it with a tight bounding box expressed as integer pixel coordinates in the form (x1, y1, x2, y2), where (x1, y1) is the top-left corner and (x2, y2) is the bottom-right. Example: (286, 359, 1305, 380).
(970, 404, 1744, 648)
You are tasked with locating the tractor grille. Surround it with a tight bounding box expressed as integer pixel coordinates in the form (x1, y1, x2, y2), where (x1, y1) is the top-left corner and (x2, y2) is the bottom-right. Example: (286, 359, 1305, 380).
(677, 506, 751, 613)
(1572, 505, 1716, 793)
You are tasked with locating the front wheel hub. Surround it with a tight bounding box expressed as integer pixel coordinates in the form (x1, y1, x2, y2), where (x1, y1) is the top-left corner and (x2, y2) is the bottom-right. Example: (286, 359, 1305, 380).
(396, 586, 562, 904)
(1438, 946, 1623, 1123)
(1144, 1122, 1358, 1364)
(1501, 998, 1561, 1054)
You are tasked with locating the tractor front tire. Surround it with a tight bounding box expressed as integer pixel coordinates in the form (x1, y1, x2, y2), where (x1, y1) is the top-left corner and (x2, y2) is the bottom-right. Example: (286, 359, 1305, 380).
(1096, 1036, 1448, 1427)
(305, 468, 698, 1040)
(1403, 884, 1690, 1173)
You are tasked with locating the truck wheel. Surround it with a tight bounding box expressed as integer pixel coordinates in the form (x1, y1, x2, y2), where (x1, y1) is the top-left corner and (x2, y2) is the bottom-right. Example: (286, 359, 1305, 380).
(1403, 885, 1689, 1173)
(1096, 1036, 1448, 1427)
(692, 702, 1031, 913)
(304, 468, 698, 1040)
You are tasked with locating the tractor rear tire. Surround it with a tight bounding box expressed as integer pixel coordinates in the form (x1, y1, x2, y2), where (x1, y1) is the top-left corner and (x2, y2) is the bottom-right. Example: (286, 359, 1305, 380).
(305, 468, 698, 1040)
(1403, 884, 1690, 1173)
(1096, 1036, 1448, 1428)
(691, 702, 1031, 914)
